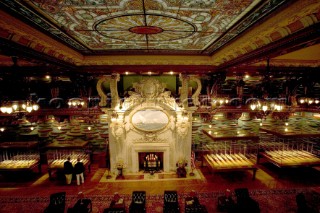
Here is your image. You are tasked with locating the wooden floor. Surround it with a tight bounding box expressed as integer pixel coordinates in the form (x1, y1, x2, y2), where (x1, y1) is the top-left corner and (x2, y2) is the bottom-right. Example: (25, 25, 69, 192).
(1, 160, 320, 212)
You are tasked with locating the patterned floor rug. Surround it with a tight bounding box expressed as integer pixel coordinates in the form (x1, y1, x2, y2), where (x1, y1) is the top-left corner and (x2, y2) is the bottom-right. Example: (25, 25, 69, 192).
(0, 188, 315, 213)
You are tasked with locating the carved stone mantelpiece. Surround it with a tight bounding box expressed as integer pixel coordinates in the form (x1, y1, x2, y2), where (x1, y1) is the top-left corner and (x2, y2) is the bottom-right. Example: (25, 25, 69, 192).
(102, 77, 199, 174)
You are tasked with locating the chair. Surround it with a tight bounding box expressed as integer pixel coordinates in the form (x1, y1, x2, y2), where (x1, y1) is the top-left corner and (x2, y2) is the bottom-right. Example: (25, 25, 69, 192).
(129, 191, 146, 213)
(108, 192, 126, 212)
(234, 188, 260, 213)
(103, 208, 126, 213)
(296, 193, 317, 213)
(67, 199, 92, 213)
(185, 191, 207, 213)
(44, 192, 66, 213)
(163, 191, 180, 213)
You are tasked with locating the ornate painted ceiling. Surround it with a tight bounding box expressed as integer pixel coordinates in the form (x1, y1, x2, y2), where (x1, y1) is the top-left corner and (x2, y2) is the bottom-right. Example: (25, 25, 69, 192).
(0, 0, 319, 107)
(1, 0, 287, 55)
(0, 0, 319, 69)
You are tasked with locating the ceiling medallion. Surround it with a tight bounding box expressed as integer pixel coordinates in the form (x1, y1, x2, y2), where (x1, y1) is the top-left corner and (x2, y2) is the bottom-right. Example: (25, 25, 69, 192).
(95, 14, 195, 41)
(129, 26, 163, 35)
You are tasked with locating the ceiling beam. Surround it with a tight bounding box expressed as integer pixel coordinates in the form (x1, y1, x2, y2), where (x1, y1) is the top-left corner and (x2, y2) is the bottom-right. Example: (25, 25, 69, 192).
(0, 37, 76, 70)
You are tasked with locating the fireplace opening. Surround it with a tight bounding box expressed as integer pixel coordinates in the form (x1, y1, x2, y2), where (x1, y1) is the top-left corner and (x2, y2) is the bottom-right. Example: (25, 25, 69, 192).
(138, 152, 163, 172)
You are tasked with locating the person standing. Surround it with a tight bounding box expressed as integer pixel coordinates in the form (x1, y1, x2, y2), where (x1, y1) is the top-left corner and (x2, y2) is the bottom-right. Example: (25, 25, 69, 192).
(64, 156, 73, 185)
(74, 157, 85, 186)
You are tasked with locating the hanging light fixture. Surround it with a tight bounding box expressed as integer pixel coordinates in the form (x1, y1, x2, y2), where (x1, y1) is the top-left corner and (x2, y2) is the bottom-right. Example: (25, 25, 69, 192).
(249, 98, 285, 121)
(299, 97, 319, 105)
(0, 100, 39, 114)
(67, 98, 85, 108)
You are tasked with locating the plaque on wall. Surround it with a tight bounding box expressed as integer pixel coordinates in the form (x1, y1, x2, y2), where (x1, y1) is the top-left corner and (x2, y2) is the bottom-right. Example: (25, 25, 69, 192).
(131, 109, 169, 132)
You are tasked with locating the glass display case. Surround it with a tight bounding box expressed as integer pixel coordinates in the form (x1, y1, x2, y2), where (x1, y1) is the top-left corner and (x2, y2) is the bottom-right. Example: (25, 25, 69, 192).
(46, 140, 91, 179)
(198, 122, 259, 180)
(0, 141, 41, 173)
(258, 139, 320, 168)
(203, 143, 258, 180)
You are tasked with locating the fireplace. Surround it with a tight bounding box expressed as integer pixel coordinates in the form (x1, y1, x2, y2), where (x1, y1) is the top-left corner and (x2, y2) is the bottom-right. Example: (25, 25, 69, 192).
(131, 143, 170, 172)
(138, 152, 163, 172)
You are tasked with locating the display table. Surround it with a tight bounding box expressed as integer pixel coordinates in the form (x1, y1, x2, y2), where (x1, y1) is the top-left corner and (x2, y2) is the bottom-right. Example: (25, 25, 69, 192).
(258, 127, 320, 169)
(258, 150, 320, 168)
(204, 153, 257, 180)
(0, 141, 38, 149)
(200, 129, 258, 180)
(259, 127, 320, 139)
(46, 140, 89, 149)
(0, 141, 41, 173)
(202, 129, 259, 142)
(46, 140, 91, 179)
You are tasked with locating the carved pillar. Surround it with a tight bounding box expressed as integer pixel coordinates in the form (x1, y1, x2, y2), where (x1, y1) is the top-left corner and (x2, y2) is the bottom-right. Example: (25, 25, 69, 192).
(179, 74, 202, 108)
(96, 73, 120, 109)
(189, 75, 202, 107)
(179, 74, 189, 109)
(110, 74, 120, 109)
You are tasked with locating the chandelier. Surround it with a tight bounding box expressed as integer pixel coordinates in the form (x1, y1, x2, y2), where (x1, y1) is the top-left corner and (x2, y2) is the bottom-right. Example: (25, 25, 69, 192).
(0, 100, 39, 114)
(299, 97, 320, 105)
(211, 97, 229, 108)
(67, 98, 86, 108)
(249, 98, 285, 121)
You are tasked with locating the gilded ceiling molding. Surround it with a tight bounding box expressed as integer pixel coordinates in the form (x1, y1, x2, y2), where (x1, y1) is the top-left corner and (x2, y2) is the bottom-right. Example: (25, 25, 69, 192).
(83, 55, 214, 66)
(211, 0, 320, 66)
(269, 59, 320, 67)
(0, 10, 83, 65)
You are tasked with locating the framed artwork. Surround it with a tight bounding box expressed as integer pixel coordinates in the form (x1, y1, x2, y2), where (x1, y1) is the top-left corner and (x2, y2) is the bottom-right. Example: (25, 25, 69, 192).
(131, 108, 169, 132)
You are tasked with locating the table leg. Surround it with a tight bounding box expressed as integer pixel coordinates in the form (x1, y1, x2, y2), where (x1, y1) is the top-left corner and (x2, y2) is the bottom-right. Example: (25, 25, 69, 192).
(48, 169, 52, 180)
(252, 168, 257, 180)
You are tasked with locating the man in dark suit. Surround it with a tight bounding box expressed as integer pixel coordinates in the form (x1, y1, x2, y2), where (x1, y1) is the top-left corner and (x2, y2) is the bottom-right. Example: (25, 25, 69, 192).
(74, 157, 85, 185)
(64, 157, 73, 185)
